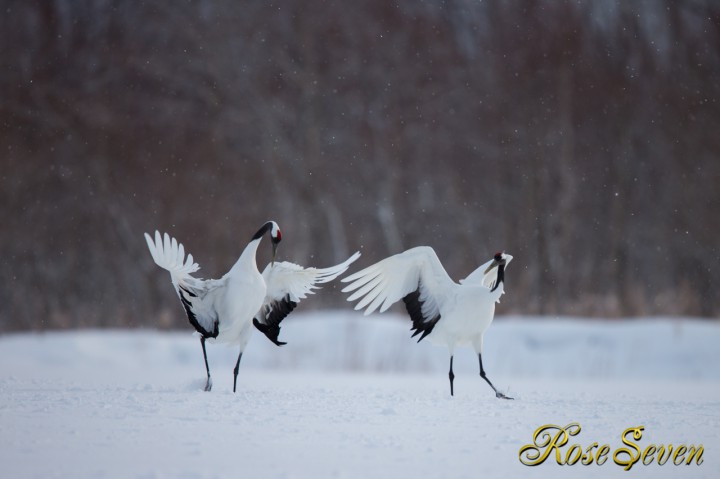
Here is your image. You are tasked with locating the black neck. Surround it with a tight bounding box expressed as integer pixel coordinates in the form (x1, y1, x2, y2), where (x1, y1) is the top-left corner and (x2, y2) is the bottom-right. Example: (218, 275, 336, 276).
(491, 263, 505, 292)
(251, 221, 274, 241)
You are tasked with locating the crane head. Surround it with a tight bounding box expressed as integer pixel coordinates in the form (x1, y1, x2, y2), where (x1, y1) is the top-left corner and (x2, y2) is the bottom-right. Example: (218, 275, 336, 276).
(484, 251, 510, 274)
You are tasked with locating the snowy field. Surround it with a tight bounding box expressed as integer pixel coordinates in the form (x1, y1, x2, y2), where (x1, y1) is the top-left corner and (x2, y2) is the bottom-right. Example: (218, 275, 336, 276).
(1, 312, 719, 478)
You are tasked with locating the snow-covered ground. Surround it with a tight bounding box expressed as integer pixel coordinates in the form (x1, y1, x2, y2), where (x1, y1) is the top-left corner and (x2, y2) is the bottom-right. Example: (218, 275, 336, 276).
(1, 313, 719, 478)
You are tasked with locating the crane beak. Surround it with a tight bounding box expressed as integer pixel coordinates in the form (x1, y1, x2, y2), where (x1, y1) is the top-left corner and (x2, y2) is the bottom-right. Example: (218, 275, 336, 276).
(483, 259, 499, 275)
(271, 242, 278, 267)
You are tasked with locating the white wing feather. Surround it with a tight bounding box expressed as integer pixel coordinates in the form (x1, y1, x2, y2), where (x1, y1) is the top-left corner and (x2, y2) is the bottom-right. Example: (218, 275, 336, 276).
(144, 231, 223, 336)
(341, 246, 454, 317)
(252, 252, 361, 345)
(260, 251, 361, 305)
(144, 231, 201, 291)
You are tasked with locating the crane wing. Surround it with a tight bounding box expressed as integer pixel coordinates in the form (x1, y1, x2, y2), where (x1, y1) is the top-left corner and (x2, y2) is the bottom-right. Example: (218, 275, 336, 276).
(253, 252, 361, 346)
(341, 246, 455, 342)
(459, 254, 513, 296)
(144, 231, 223, 337)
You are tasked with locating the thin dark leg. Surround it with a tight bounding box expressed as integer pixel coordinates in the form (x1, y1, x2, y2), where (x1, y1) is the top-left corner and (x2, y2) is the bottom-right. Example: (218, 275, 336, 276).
(200, 336, 212, 392)
(479, 353, 513, 400)
(232, 350, 243, 393)
(448, 356, 455, 396)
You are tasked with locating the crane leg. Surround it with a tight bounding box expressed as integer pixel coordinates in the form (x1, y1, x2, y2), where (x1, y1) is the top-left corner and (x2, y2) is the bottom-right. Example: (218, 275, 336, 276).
(200, 336, 212, 391)
(448, 356, 455, 396)
(232, 351, 243, 393)
(478, 353, 513, 400)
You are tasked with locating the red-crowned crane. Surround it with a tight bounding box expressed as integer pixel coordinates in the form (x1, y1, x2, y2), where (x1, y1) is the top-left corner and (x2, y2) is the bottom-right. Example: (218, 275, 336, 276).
(145, 221, 360, 392)
(342, 248, 512, 398)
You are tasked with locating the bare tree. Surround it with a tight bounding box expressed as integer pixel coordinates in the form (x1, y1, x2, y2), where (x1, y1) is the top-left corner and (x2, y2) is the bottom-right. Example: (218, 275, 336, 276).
(1, 0, 718, 331)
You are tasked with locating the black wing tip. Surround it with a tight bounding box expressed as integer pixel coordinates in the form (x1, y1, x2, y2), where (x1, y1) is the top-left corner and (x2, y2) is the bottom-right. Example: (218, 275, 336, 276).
(254, 295, 297, 346)
(403, 287, 440, 343)
(178, 287, 219, 338)
(179, 285, 197, 297)
(416, 329, 434, 343)
(252, 318, 287, 346)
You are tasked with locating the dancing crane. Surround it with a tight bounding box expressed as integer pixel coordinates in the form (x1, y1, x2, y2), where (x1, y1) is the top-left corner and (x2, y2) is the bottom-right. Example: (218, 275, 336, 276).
(145, 221, 360, 392)
(341, 248, 513, 398)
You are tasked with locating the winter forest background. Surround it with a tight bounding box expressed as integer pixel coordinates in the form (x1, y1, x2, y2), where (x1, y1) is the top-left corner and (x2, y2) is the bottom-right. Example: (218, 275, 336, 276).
(1, 0, 718, 331)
